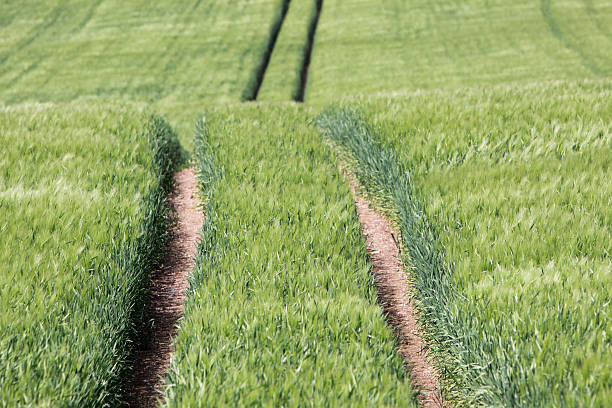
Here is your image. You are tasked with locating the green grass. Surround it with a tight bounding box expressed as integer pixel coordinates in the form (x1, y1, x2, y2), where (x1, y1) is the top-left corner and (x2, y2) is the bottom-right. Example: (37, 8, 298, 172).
(317, 79, 612, 406)
(0, 101, 181, 406)
(2, 0, 611, 406)
(162, 105, 417, 407)
(257, 0, 320, 102)
(0, 0, 284, 148)
(307, 0, 612, 104)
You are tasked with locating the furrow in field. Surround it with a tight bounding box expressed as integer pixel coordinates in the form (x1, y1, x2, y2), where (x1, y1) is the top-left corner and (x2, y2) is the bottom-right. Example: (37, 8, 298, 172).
(0, 3, 63, 70)
(584, 0, 612, 39)
(347, 174, 444, 408)
(540, 0, 605, 76)
(257, 0, 318, 101)
(128, 169, 203, 408)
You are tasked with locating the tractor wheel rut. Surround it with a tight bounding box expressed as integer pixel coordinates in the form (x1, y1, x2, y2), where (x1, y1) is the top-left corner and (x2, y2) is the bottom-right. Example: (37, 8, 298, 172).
(128, 168, 203, 408)
(347, 174, 445, 408)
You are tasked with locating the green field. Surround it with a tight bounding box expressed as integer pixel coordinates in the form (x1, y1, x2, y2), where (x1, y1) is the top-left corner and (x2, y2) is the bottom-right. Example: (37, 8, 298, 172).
(318, 80, 611, 406)
(0, 0, 283, 147)
(163, 106, 416, 406)
(1, 0, 611, 406)
(0, 102, 180, 405)
(308, 0, 612, 103)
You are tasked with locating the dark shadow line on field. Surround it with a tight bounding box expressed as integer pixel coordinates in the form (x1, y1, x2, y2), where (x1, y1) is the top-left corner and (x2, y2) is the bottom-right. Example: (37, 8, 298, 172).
(2, 1, 104, 96)
(72, 0, 104, 34)
(242, 0, 291, 101)
(293, 0, 323, 103)
(540, 0, 605, 76)
(4, 59, 46, 92)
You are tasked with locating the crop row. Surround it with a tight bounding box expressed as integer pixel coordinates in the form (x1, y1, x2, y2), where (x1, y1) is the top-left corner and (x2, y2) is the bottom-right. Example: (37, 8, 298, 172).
(0, 102, 181, 405)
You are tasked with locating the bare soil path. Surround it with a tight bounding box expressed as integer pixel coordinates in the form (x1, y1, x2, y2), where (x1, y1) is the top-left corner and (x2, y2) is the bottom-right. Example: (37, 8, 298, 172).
(128, 168, 203, 408)
(348, 175, 445, 408)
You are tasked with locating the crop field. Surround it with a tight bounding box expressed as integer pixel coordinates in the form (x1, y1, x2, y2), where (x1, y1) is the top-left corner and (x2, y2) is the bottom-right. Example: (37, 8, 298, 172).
(1, 0, 611, 407)
(0, 102, 180, 405)
(0, 0, 284, 147)
(307, 0, 612, 103)
(163, 106, 416, 406)
(318, 80, 611, 406)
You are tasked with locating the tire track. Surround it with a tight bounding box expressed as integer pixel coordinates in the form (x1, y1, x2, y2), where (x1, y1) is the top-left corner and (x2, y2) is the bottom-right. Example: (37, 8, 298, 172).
(540, 0, 605, 76)
(0, 4, 63, 70)
(127, 169, 203, 408)
(347, 173, 445, 408)
(1, 0, 104, 97)
(242, 0, 291, 101)
(583, 0, 612, 40)
(294, 0, 323, 102)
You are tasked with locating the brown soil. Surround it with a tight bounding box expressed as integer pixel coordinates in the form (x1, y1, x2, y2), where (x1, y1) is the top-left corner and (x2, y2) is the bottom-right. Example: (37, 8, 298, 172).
(127, 168, 203, 408)
(347, 175, 445, 408)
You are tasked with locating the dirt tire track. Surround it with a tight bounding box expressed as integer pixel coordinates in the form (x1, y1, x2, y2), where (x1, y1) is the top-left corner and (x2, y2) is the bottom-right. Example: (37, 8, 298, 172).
(347, 174, 445, 408)
(128, 168, 203, 408)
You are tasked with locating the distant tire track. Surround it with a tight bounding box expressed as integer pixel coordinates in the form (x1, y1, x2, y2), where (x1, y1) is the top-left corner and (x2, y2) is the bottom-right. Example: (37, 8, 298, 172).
(0, 5, 64, 77)
(583, 0, 612, 40)
(72, 0, 104, 34)
(294, 0, 323, 102)
(1, 0, 104, 96)
(242, 0, 291, 101)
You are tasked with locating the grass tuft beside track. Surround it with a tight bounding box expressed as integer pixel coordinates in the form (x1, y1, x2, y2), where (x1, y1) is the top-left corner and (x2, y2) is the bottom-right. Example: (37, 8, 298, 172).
(0, 101, 181, 406)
